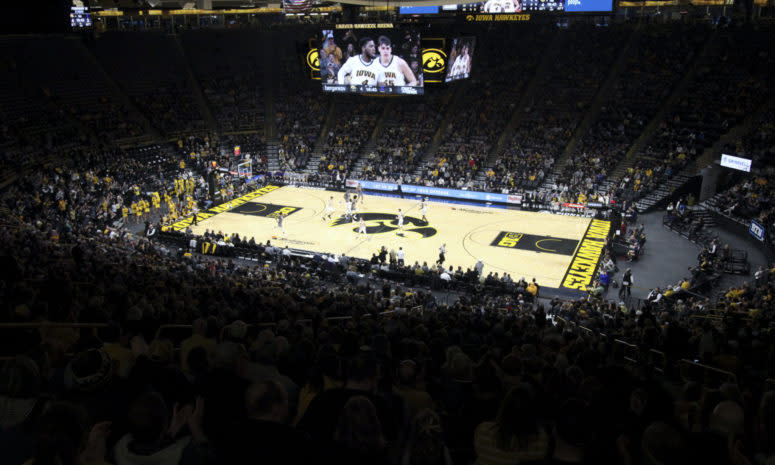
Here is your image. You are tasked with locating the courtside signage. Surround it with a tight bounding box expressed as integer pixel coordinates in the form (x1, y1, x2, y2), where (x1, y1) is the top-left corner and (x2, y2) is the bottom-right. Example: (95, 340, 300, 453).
(750, 220, 765, 242)
(721, 154, 752, 172)
(347, 179, 522, 204)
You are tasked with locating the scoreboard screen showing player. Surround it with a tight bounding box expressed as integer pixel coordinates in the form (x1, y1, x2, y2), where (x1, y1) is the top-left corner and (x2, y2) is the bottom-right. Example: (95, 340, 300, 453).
(480, 0, 522, 12)
(319, 28, 424, 95)
(466, 0, 567, 12)
(445, 37, 476, 83)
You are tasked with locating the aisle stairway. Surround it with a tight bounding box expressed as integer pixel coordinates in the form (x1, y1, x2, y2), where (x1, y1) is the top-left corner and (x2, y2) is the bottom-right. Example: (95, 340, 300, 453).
(350, 101, 393, 178)
(172, 35, 216, 132)
(554, 27, 640, 167)
(411, 83, 469, 179)
(265, 138, 281, 172)
(475, 32, 567, 185)
(634, 173, 692, 212)
(304, 101, 339, 174)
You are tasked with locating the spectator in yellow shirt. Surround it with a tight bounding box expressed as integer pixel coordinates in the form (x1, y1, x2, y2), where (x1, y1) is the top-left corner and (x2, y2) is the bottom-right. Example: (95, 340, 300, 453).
(180, 318, 216, 373)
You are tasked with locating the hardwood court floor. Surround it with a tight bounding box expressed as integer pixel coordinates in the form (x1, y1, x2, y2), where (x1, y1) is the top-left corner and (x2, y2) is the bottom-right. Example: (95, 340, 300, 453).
(189, 186, 593, 288)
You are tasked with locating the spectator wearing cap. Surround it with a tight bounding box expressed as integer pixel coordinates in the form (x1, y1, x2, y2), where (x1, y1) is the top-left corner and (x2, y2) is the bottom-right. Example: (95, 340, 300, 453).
(323, 34, 343, 67)
(60, 349, 124, 426)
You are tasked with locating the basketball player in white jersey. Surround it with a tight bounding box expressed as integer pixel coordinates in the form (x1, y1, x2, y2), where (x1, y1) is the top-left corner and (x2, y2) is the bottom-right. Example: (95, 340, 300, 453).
(482, 0, 519, 13)
(345, 198, 353, 221)
(358, 216, 368, 238)
(396, 208, 405, 236)
(350, 198, 358, 220)
(275, 213, 287, 239)
(338, 37, 378, 86)
(375, 36, 418, 87)
(324, 196, 335, 220)
(421, 197, 429, 222)
(356, 183, 364, 205)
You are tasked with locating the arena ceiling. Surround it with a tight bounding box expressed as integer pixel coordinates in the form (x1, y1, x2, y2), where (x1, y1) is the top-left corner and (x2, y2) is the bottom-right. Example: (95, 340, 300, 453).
(90, 0, 470, 9)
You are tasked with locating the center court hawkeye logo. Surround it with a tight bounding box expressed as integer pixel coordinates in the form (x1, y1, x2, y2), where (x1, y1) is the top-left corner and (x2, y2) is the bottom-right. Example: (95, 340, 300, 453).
(331, 213, 437, 238)
(422, 49, 446, 74)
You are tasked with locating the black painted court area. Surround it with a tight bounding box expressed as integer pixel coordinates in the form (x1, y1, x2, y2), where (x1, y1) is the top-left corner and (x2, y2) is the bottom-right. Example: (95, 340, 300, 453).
(490, 231, 579, 256)
(231, 202, 300, 218)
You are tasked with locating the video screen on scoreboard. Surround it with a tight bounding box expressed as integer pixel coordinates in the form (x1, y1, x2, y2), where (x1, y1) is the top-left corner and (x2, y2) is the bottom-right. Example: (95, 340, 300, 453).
(319, 28, 424, 95)
(70, 1, 92, 28)
(521, 0, 565, 11)
(565, 0, 613, 12)
(481, 0, 522, 12)
(445, 37, 476, 83)
(450, 0, 566, 12)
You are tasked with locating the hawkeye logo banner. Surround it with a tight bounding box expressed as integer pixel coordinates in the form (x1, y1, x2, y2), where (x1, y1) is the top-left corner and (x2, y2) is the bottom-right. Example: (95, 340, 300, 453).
(422, 49, 446, 74)
(307, 48, 320, 80)
(490, 231, 578, 256)
(331, 212, 437, 238)
(170, 185, 280, 231)
(560, 219, 611, 291)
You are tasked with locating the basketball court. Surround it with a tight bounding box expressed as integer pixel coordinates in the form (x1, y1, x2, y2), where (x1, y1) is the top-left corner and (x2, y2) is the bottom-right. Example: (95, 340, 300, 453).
(170, 185, 611, 290)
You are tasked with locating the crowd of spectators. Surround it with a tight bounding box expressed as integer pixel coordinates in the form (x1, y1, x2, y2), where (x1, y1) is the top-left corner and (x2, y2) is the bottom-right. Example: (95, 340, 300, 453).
(506, 25, 624, 193)
(619, 25, 774, 203)
(176, 133, 267, 180)
(0, 37, 148, 148)
(94, 32, 208, 136)
(275, 89, 324, 172)
(181, 30, 267, 133)
(317, 99, 380, 176)
(4, 197, 775, 465)
(361, 96, 448, 182)
(561, 25, 707, 201)
(5, 23, 775, 465)
(417, 25, 552, 191)
(704, 110, 775, 234)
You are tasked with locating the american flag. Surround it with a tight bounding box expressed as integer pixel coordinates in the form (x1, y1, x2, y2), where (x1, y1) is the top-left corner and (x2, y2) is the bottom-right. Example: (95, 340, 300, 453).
(283, 0, 312, 13)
